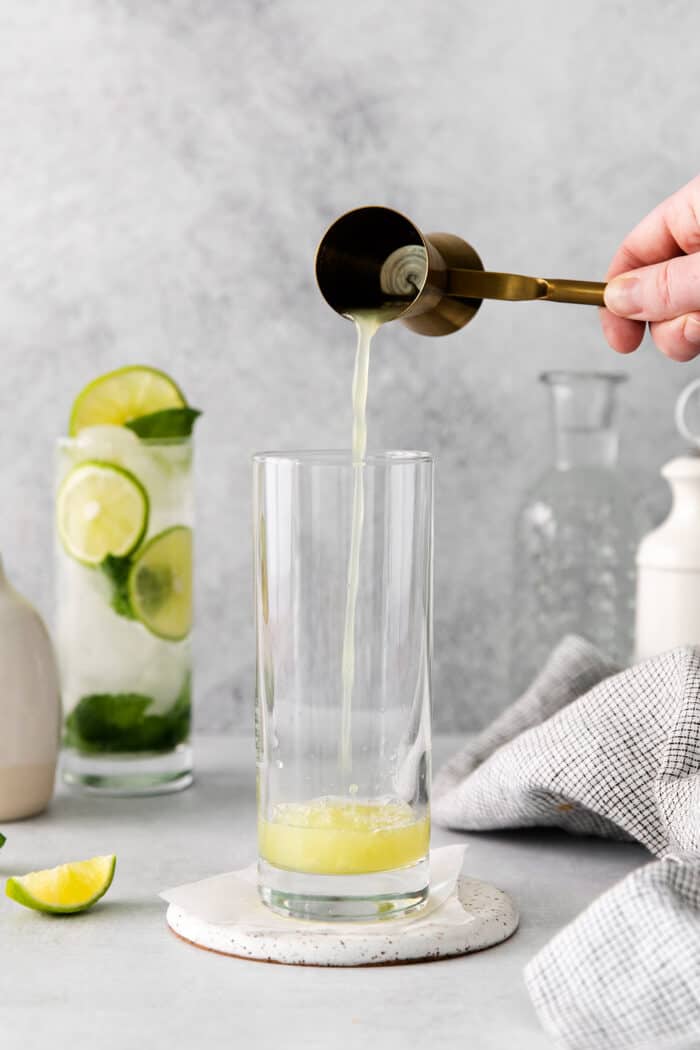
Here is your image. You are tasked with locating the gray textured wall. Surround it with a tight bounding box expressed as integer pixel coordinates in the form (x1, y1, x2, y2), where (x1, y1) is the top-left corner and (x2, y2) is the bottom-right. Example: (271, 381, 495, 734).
(2, 1, 699, 732)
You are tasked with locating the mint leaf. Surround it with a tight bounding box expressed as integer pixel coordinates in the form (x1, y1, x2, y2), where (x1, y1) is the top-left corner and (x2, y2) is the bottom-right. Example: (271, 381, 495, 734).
(125, 407, 201, 439)
(0, 832, 5, 849)
(101, 555, 136, 619)
(64, 677, 191, 754)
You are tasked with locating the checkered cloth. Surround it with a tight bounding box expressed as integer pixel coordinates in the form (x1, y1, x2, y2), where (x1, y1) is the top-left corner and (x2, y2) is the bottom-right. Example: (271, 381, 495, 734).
(433, 637, 700, 1050)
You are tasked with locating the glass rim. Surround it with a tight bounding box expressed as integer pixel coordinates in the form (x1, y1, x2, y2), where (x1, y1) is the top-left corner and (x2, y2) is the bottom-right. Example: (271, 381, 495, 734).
(252, 449, 432, 467)
(540, 370, 627, 386)
(56, 434, 193, 449)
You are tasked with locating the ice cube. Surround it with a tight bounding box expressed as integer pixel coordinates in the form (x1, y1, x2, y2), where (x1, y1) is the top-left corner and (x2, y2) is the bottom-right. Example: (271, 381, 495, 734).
(57, 556, 189, 714)
(63, 426, 192, 538)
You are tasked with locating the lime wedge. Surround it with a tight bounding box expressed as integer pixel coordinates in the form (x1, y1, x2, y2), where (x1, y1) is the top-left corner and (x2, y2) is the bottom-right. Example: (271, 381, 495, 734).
(6, 854, 116, 914)
(128, 526, 192, 641)
(69, 366, 186, 436)
(57, 461, 149, 566)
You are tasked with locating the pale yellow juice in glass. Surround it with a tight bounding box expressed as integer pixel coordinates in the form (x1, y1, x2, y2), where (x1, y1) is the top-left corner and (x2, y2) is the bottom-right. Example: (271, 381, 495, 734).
(259, 798, 430, 876)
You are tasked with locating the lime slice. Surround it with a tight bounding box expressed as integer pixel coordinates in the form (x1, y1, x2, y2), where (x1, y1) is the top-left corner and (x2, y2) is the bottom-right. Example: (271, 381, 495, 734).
(6, 855, 116, 914)
(69, 366, 186, 436)
(128, 526, 192, 641)
(57, 461, 149, 566)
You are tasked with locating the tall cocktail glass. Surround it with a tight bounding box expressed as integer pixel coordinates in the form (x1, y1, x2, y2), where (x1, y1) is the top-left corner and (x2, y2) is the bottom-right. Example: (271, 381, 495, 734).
(56, 428, 193, 794)
(254, 450, 433, 921)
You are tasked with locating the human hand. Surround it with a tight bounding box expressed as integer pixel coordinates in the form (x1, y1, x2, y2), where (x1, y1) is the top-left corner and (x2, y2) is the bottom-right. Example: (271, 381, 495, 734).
(601, 175, 700, 362)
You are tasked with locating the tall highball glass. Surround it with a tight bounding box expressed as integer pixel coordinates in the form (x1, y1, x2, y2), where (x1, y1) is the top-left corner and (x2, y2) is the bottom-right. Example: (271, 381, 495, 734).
(254, 450, 433, 921)
(57, 431, 193, 795)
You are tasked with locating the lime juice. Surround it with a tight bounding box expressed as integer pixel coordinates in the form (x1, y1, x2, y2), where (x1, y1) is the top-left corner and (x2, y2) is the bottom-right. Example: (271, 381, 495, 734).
(57, 367, 198, 794)
(259, 798, 430, 875)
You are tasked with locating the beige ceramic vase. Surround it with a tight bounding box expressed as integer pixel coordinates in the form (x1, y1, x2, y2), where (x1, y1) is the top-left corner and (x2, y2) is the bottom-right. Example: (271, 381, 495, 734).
(0, 558, 61, 820)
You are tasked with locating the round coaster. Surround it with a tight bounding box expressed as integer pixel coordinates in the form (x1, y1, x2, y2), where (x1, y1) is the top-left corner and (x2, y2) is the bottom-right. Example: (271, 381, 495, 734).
(166, 876, 518, 967)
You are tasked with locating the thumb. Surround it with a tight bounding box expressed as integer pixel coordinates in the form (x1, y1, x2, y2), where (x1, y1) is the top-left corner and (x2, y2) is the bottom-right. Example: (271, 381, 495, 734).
(604, 253, 700, 322)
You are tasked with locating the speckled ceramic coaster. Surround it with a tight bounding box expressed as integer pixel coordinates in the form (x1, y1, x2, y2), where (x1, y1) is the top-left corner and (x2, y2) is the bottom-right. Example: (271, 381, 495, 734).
(166, 875, 518, 967)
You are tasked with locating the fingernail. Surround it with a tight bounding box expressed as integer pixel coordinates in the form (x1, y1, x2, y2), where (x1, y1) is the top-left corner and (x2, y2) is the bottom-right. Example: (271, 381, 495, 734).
(605, 276, 642, 316)
(684, 316, 700, 346)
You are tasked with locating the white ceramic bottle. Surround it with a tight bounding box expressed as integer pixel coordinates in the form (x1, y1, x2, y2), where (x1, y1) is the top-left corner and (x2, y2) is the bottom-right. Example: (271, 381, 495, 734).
(635, 379, 700, 661)
(0, 558, 61, 820)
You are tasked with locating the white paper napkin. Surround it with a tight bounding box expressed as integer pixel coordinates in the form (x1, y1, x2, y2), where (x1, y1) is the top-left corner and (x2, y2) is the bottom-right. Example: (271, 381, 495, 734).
(160, 844, 466, 934)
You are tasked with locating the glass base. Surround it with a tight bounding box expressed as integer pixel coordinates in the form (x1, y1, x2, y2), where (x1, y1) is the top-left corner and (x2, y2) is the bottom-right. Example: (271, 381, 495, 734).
(61, 743, 193, 796)
(258, 856, 429, 922)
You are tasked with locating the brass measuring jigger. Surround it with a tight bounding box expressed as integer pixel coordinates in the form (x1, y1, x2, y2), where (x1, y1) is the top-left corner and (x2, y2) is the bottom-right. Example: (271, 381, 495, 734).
(315, 205, 607, 337)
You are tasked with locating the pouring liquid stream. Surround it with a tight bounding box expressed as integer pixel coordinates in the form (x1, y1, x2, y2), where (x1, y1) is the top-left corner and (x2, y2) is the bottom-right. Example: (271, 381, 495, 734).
(338, 310, 379, 777)
(338, 249, 429, 779)
(339, 301, 413, 779)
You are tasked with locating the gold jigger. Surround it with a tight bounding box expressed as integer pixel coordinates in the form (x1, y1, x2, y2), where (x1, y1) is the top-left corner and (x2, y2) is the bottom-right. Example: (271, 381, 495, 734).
(315, 205, 607, 337)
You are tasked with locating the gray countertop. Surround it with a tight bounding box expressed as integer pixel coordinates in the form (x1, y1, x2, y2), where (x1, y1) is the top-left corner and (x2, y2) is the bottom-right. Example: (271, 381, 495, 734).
(1, 735, 647, 1050)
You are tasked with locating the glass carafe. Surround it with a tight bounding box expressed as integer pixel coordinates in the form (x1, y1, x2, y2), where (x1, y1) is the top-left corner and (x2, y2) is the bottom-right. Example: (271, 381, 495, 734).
(510, 372, 636, 697)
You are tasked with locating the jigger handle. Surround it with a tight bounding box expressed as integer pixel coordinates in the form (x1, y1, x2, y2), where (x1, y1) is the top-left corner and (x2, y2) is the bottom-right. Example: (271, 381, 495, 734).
(543, 278, 607, 306)
(447, 269, 606, 307)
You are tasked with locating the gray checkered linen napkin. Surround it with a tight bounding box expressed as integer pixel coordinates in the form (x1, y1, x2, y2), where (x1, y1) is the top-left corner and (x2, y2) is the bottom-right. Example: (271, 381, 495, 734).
(433, 637, 700, 1050)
